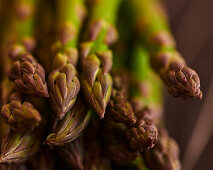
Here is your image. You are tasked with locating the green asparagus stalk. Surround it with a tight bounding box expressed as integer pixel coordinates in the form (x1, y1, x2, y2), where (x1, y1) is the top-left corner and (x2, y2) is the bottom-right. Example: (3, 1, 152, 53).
(0, 130, 40, 164)
(130, 46, 163, 125)
(7, 0, 48, 98)
(57, 137, 84, 170)
(80, 0, 122, 118)
(48, 0, 86, 120)
(129, 47, 181, 170)
(1, 92, 41, 133)
(127, 0, 202, 99)
(44, 97, 91, 146)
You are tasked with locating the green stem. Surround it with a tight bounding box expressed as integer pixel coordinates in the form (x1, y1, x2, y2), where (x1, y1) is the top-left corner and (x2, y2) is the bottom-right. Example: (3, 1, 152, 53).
(127, 0, 202, 99)
(57, 0, 85, 50)
(79, 0, 123, 118)
(14, 0, 37, 43)
(130, 46, 162, 107)
(91, 0, 122, 24)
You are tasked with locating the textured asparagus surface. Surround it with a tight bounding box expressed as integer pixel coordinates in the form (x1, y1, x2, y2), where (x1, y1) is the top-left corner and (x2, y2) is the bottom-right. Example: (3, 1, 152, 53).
(79, 0, 122, 118)
(127, 0, 202, 99)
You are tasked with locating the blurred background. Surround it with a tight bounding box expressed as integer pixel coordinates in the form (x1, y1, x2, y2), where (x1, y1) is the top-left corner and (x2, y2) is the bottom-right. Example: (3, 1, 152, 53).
(164, 0, 213, 170)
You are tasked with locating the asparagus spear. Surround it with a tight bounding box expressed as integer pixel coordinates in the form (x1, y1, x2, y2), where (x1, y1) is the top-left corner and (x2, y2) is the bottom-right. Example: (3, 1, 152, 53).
(7, 0, 48, 98)
(1, 92, 41, 133)
(84, 118, 112, 170)
(0, 130, 40, 164)
(107, 70, 158, 152)
(127, 0, 202, 99)
(143, 128, 181, 170)
(44, 97, 91, 146)
(29, 147, 55, 170)
(106, 70, 136, 126)
(57, 137, 84, 170)
(80, 0, 122, 118)
(0, 78, 15, 106)
(129, 47, 181, 170)
(116, 156, 149, 170)
(48, 0, 86, 120)
(0, 163, 29, 170)
(103, 120, 140, 165)
(130, 47, 163, 125)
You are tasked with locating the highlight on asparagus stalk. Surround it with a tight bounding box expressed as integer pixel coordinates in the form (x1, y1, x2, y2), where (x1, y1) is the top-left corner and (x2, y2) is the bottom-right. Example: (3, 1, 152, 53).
(0, 130, 40, 164)
(7, 0, 48, 98)
(48, 0, 86, 120)
(1, 92, 41, 133)
(127, 0, 202, 99)
(44, 97, 91, 146)
(57, 137, 84, 170)
(79, 0, 122, 118)
(143, 128, 181, 170)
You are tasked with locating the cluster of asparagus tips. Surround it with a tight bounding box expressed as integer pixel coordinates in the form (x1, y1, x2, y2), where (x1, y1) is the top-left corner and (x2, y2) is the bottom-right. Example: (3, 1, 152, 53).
(0, 0, 202, 168)
(0, 0, 44, 165)
(103, 44, 159, 164)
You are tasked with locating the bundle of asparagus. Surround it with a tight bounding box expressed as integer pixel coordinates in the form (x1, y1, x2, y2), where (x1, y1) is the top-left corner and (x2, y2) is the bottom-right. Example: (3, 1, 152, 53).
(0, 0, 202, 169)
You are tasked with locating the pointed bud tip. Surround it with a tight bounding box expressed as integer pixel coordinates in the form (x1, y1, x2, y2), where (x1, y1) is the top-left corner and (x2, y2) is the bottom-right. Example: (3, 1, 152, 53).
(96, 109, 105, 119)
(196, 90, 203, 99)
(57, 112, 65, 120)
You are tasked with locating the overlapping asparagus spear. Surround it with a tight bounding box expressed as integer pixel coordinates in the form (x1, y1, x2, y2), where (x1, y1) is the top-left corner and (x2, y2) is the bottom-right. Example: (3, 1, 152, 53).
(130, 47, 163, 125)
(103, 120, 140, 165)
(80, 0, 122, 118)
(144, 128, 181, 170)
(130, 47, 181, 170)
(57, 137, 84, 170)
(1, 92, 41, 133)
(7, 0, 48, 98)
(44, 97, 91, 146)
(127, 0, 202, 99)
(0, 130, 40, 164)
(84, 118, 112, 170)
(48, 0, 86, 119)
(29, 147, 55, 170)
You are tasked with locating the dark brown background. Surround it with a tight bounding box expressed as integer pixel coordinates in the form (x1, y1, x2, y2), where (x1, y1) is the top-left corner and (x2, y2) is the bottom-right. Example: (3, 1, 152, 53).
(164, 0, 213, 170)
